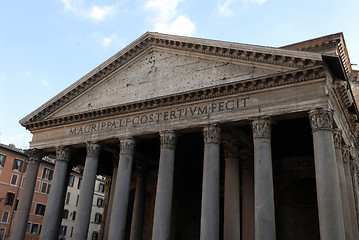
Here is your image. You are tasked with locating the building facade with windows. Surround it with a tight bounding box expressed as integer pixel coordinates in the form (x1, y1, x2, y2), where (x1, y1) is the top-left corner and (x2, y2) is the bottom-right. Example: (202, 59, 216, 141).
(14, 32, 359, 240)
(0, 144, 54, 240)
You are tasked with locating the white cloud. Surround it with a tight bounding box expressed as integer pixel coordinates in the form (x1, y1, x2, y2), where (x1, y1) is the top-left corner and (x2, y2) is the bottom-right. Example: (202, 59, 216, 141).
(92, 32, 126, 48)
(61, 0, 114, 21)
(0, 132, 32, 149)
(88, 5, 114, 21)
(145, 0, 196, 36)
(218, 0, 267, 17)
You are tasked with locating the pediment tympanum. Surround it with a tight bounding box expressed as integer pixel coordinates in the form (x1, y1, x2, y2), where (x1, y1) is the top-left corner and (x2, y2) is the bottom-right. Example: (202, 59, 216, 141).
(50, 50, 287, 118)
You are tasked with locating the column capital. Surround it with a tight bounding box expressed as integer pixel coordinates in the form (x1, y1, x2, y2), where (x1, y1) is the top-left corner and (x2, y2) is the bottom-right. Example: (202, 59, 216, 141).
(342, 146, 351, 164)
(333, 129, 342, 148)
(160, 130, 177, 150)
(55, 146, 71, 162)
(28, 148, 43, 163)
(203, 124, 221, 144)
(309, 108, 334, 132)
(120, 138, 136, 155)
(86, 142, 101, 159)
(223, 140, 239, 159)
(251, 118, 271, 139)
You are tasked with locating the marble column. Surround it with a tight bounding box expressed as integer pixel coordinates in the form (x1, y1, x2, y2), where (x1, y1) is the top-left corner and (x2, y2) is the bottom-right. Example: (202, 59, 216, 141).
(73, 142, 101, 240)
(152, 130, 177, 240)
(130, 164, 147, 240)
(251, 118, 275, 240)
(309, 108, 345, 240)
(108, 138, 136, 240)
(333, 130, 353, 240)
(40, 146, 71, 240)
(223, 140, 240, 240)
(241, 153, 255, 240)
(200, 124, 221, 240)
(343, 147, 359, 239)
(11, 149, 42, 240)
(103, 156, 119, 240)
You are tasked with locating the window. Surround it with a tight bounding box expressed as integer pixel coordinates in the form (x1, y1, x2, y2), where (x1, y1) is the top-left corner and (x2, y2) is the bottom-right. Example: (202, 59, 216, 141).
(12, 159, 23, 171)
(23, 161, 28, 173)
(76, 194, 80, 207)
(96, 198, 104, 207)
(1, 211, 9, 223)
(14, 199, 19, 211)
(35, 203, 46, 216)
(77, 178, 82, 189)
(42, 168, 53, 181)
(65, 192, 71, 205)
(20, 176, 25, 188)
(94, 213, 102, 224)
(5, 192, 15, 206)
(70, 227, 74, 237)
(59, 225, 67, 236)
(0, 229, 5, 240)
(10, 174, 18, 186)
(68, 175, 75, 187)
(92, 231, 99, 240)
(40, 182, 48, 193)
(63, 209, 69, 219)
(98, 183, 104, 193)
(0, 154, 6, 167)
(26, 222, 31, 233)
(47, 184, 51, 194)
(72, 211, 76, 221)
(31, 223, 39, 234)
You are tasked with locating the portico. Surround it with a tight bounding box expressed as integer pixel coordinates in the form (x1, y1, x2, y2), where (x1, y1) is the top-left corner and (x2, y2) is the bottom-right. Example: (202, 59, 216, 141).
(14, 32, 359, 240)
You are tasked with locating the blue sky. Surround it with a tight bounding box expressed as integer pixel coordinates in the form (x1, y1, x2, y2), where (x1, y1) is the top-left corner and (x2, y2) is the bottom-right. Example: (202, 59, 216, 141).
(1, 0, 358, 149)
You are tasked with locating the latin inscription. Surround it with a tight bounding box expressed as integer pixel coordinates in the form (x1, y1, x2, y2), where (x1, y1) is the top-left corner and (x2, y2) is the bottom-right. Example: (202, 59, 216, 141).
(69, 97, 249, 135)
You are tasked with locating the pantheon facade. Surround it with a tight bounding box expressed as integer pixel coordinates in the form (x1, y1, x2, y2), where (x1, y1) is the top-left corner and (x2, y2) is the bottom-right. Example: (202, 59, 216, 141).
(13, 32, 359, 240)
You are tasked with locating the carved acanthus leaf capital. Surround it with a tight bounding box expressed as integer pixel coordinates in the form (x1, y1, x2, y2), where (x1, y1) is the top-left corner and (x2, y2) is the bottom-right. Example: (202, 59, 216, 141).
(56, 146, 71, 162)
(251, 118, 271, 139)
(28, 148, 43, 163)
(160, 130, 177, 150)
(223, 140, 239, 159)
(120, 138, 136, 155)
(342, 146, 351, 164)
(203, 124, 221, 144)
(309, 108, 334, 132)
(333, 129, 342, 148)
(86, 142, 101, 159)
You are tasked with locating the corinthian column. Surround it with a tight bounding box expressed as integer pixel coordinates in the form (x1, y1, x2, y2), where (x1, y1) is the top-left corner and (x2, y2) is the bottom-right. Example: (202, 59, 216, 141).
(251, 118, 275, 240)
(40, 146, 71, 240)
(333, 130, 353, 240)
(11, 149, 42, 240)
(241, 153, 254, 240)
(130, 164, 147, 240)
(343, 147, 359, 239)
(152, 130, 177, 240)
(200, 124, 221, 240)
(73, 142, 101, 240)
(108, 138, 136, 240)
(309, 108, 345, 240)
(223, 140, 240, 240)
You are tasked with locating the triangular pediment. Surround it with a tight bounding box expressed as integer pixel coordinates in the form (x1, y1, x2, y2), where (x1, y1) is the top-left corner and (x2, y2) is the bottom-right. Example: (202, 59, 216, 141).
(20, 32, 325, 129)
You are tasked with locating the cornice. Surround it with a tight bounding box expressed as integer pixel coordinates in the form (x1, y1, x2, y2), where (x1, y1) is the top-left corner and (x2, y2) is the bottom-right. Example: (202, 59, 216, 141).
(20, 32, 323, 127)
(25, 65, 326, 131)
